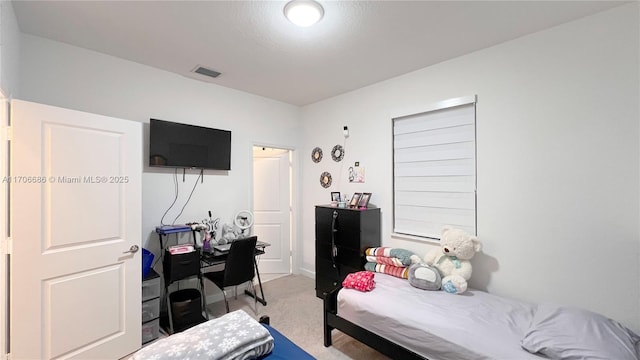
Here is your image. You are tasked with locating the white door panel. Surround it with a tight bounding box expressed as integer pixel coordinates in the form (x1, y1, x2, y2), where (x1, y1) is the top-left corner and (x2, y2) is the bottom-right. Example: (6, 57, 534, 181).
(0, 91, 7, 360)
(253, 149, 290, 274)
(10, 100, 141, 359)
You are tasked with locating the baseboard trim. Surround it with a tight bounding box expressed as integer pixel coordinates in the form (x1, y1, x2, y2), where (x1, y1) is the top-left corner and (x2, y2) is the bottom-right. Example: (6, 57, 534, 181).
(298, 267, 315, 279)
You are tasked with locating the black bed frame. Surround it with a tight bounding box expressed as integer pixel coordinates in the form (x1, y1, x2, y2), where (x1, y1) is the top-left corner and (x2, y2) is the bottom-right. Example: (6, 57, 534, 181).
(322, 287, 428, 360)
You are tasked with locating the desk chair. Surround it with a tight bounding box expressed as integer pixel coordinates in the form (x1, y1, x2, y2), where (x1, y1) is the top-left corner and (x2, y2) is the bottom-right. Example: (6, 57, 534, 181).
(203, 236, 259, 315)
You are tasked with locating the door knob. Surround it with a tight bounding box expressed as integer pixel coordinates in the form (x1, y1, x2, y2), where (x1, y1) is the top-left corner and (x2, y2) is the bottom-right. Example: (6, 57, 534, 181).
(123, 245, 139, 254)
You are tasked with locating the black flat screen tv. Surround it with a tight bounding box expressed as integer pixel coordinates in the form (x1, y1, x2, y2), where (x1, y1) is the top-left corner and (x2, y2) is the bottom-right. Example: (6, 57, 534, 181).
(149, 118, 231, 170)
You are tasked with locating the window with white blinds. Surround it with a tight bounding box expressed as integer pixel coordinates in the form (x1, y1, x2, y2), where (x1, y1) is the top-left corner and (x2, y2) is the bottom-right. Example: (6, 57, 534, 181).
(392, 96, 476, 240)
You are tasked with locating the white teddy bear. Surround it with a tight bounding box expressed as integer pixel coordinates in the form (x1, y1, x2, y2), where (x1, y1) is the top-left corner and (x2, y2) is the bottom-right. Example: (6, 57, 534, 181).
(424, 226, 482, 294)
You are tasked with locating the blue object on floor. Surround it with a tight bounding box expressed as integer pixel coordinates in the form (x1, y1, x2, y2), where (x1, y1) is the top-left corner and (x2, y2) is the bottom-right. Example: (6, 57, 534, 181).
(142, 248, 154, 279)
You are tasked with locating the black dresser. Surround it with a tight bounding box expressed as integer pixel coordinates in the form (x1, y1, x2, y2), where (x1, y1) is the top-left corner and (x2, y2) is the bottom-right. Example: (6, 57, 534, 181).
(315, 205, 381, 298)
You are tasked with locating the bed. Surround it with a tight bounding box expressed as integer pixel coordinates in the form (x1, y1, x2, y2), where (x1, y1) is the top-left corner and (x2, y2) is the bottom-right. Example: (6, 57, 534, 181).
(323, 272, 640, 360)
(133, 310, 314, 360)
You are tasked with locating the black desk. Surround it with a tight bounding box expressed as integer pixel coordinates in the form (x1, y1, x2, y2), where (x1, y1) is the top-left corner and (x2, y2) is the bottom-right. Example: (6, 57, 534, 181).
(155, 226, 269, 307)
(200, 242, 269, 306)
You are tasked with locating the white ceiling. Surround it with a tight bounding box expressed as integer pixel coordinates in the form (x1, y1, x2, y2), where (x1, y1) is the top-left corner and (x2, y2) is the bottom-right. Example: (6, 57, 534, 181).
(12, 1, 626, 106)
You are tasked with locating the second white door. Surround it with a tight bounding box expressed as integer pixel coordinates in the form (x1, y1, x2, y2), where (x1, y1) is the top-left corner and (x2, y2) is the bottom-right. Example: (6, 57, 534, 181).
(252, 147, 291, 274)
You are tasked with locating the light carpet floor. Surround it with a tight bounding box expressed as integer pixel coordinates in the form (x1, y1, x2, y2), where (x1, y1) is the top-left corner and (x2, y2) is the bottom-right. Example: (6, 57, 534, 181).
(206, 274, 391, 360)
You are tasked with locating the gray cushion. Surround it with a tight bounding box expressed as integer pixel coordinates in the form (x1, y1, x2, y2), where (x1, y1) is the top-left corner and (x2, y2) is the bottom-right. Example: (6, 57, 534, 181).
(408, 263, 441, 290)
(521, 303, 640, 360)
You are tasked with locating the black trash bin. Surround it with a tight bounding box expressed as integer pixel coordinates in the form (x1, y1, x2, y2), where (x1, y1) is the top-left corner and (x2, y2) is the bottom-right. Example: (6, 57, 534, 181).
(169, 288, 206, 332)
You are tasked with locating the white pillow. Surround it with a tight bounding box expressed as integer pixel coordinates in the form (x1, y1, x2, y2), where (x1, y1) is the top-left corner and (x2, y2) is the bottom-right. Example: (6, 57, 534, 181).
(521, 303, 639, 360)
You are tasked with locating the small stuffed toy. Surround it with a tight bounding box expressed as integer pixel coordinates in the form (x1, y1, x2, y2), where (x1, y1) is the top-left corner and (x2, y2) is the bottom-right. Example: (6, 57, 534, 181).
(221, 223, 243, 243)
(408, 263, 442, 291)
(424, 226, 481, 294)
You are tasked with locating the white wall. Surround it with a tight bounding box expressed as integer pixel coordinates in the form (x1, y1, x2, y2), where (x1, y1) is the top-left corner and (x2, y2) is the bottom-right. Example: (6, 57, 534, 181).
(300, 3, 640, 332)
(1, 0, 20, 97)
(18, 34, 301, 266)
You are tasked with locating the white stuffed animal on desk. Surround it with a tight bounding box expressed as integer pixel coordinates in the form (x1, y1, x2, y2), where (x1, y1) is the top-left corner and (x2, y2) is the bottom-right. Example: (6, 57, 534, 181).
(424, 226, 482, 295)
(220, 223, 243, 244)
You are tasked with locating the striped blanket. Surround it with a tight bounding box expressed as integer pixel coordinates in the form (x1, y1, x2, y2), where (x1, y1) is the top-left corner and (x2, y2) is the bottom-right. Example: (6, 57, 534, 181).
(364, 247, 420, 279)
(364, 262, 409, 279)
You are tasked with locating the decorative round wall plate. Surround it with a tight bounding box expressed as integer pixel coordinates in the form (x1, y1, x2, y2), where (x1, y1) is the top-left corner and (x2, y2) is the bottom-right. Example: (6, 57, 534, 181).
(320, 171, 332, 188)
(311, 147, 323, 163)
(331, 144, 344, 162)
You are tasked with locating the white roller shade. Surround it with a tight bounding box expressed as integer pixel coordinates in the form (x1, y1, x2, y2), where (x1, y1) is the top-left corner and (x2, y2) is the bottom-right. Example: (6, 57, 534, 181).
(393, 97, 476, 240)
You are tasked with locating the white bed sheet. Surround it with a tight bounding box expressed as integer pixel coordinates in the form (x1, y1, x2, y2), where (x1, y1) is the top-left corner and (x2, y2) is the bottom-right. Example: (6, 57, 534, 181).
(337, 273, 543, 360)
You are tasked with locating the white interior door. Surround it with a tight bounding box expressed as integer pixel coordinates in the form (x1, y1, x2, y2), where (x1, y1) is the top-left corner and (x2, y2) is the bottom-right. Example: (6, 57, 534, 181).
(10, 100, 142, 360)
(253, 147, 291, 274)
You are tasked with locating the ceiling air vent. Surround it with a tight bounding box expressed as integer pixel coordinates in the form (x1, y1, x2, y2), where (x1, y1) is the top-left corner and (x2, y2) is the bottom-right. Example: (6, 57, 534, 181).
(192, 65, 221, 78)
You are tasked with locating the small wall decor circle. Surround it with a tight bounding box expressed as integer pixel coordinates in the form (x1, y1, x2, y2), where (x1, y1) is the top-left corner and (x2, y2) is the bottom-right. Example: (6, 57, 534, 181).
(311, 147, 323, 163)
(331, 144, 344, 162)
(320, 171, 332, 188)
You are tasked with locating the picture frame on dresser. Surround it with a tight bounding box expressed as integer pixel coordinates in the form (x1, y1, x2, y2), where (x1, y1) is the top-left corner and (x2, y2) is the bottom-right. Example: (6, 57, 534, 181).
(331, 192, 341, 202)
(358, 193, 372, 208)
(349, 193, 362, 208)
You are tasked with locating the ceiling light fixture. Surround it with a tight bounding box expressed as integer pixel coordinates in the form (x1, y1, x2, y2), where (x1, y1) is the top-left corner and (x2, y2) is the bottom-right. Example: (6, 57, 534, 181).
(284, 0, 324, 27)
